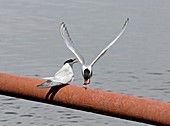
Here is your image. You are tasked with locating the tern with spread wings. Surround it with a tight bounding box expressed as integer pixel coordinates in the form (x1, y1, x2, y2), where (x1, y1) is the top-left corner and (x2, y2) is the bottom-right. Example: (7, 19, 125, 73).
(60, 18, 129, 85)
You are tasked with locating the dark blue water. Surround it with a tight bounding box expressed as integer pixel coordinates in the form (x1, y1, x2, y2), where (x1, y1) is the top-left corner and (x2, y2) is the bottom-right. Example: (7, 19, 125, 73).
(0, 0, 170, 125)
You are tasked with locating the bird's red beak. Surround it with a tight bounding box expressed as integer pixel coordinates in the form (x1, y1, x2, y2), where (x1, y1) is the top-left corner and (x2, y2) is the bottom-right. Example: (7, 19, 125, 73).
(84, 79, 90, 85)
(73, 58, 78, 63)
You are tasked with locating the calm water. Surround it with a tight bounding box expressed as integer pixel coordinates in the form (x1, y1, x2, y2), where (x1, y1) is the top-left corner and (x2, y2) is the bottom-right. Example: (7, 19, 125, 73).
(0, 0, 170, 125)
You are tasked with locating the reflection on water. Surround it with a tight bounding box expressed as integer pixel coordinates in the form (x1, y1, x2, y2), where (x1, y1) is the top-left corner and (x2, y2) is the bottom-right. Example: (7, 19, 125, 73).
(0, 0, 170, 126)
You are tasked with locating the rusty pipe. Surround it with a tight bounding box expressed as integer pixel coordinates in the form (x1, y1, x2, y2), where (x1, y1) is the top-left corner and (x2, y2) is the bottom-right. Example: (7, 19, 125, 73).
(0, 73, 170, 125)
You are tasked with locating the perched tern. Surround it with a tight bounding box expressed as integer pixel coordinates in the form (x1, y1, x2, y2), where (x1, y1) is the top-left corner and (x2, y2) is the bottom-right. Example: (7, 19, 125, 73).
(37, 58, 78, 88)
(60, 18, 129, 85)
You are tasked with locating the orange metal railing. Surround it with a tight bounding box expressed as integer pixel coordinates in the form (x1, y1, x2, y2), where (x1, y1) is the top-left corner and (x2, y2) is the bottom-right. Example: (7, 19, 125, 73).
(0, 73, 170, 125)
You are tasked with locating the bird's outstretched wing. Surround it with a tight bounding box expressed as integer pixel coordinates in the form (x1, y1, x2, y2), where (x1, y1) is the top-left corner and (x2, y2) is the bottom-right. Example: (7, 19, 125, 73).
(90, 18, 129, 66)
(60, 22, 85, 65)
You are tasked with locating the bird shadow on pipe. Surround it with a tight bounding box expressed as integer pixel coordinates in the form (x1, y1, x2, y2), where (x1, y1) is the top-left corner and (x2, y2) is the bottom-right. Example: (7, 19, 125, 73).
(45, 84, 69, 103)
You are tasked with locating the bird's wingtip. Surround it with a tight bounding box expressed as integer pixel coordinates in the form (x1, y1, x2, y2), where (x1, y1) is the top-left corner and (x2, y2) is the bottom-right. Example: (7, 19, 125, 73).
(36, 81, 51, 88)
(36, 84, 44, 88)
(60, 22, 66, 27)
(122, 18, 129, 29)
(125, 18, 129, 24)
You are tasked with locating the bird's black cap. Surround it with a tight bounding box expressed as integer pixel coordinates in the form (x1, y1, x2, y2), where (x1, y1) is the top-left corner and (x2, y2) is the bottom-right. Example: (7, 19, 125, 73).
(63, 58, 77, 65)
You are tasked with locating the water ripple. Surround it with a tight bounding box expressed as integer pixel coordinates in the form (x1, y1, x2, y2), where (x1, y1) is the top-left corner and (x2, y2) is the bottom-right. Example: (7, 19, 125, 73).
(106, 90, 113, 92)
(128, 75, 138, 79)
(25, 74, 41, 78)
(34, 74, 41, 77)
(20, 114, 33, 117)
(4, 112, 18, 115)
(167, 70, 170, 72)
(0, 120, 7, 122)
(146, 72, 163, 75)
(12, 106, 20, 109)
(16, 122, 22, 124)
(31, 106, 40, 109)
(118, 71, 134, 74)
(164, 91, 170, 93)
(57, 110, 64, 113)
(149, 88, 167, 91)
(66, 120, 78, 123)
(1, 98, 16, 101)
(66, 115, 81, 119)
(63, 113, 71, 116)
(2, 102, 14, 105)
